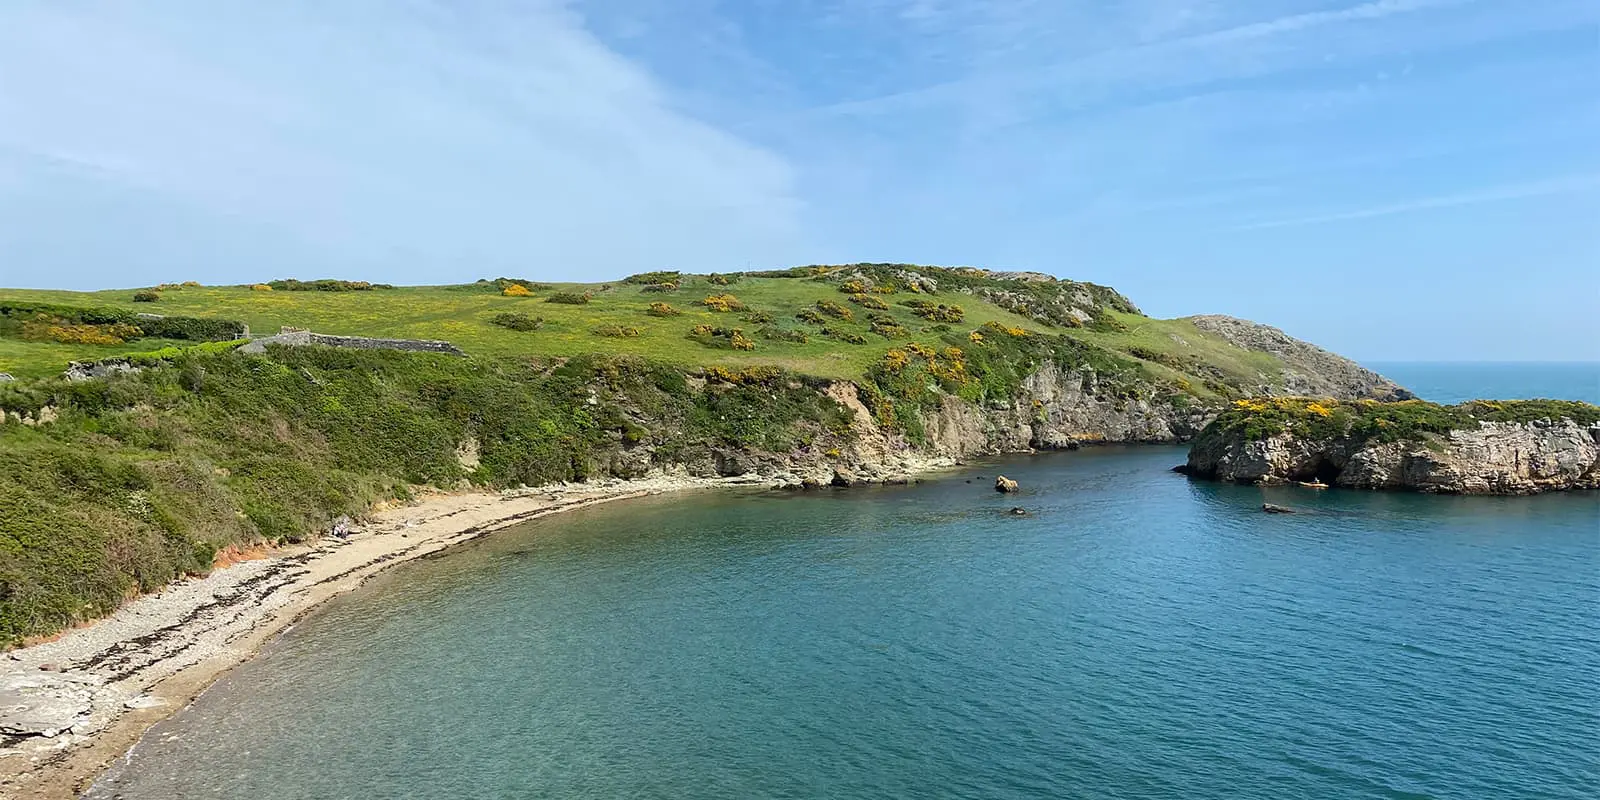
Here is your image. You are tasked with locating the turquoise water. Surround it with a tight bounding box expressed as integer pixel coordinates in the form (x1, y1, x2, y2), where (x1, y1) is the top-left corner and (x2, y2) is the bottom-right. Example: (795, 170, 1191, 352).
(1369, 362, 1600, 405)
(92, 446, 1599, 799)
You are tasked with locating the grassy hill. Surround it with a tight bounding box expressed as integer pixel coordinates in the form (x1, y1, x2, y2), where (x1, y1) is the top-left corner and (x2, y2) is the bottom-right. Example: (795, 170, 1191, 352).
(0, 264, 1398, 644)
(1, 267, 1282, 396)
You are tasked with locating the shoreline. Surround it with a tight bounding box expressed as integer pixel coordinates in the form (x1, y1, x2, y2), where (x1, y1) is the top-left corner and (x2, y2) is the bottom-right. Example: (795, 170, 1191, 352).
(0, 472, 784, 799)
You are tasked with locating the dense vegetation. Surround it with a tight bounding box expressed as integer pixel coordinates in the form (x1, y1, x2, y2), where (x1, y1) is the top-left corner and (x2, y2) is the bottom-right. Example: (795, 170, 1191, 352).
(0, 346, 851, 644)
(1205, 397, 1600, 444)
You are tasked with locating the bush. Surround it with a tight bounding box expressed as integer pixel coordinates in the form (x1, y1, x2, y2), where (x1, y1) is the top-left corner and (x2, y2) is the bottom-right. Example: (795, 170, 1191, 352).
(706, 273, 738, 286)
(700, 294, 745, 312)
(137, 315, 247, 342)
(686, 325, 755, 350)
(132, 290, 160, 303)
(267, 279, 392, 292)
(815, 300, 853, 321)
(870, 319, 909, 338)
(640, 282, 678, 293)
(822, 327, 867, 344)
(796, 309, 826, 325)
(502, 284, 534, 297)
(22, 321, 143, 345)
(624, 270, 682, 285)
(902, 299, 964, 322)
(489, 312, 544, 331)
(742, 310, 773, 324)
(646, 302, 682, 317)
(839, 279, 871, 294)
(593, 324, 641, 338)
(482, 277, 551, 293)
(757, 326, 809, 343)
(849, 293, 889, 310)
(546, 292, 591, 305)
(250, 284, 273, 292)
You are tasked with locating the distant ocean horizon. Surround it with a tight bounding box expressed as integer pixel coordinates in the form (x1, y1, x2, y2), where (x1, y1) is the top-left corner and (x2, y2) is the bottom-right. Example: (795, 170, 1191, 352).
(1366, 361, 1600, 405)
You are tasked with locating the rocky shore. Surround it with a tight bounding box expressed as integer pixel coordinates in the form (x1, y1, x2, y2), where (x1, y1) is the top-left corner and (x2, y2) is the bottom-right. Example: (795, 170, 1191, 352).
(1183, 400, 1600, 494)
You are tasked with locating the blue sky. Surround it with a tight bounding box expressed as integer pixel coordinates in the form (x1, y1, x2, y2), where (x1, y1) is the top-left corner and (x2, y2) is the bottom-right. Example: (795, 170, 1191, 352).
(0, 1, 1596, 360)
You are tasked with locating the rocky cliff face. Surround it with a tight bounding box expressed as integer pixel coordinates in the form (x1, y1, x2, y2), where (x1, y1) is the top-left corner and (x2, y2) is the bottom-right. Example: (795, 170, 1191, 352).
(1186, 419, 1600, 494)
(1185, 315, 1410, 401)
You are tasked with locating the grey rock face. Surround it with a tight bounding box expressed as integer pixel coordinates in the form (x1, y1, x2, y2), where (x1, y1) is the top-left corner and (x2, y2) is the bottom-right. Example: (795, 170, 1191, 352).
(1185, 315, 1411, 400)
(63, 359, 142, 382)
(1187, 420, 1600, 495)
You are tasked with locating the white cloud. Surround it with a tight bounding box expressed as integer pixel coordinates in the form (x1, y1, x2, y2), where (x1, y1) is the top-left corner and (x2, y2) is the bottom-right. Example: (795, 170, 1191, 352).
(0, 1, 807, 287)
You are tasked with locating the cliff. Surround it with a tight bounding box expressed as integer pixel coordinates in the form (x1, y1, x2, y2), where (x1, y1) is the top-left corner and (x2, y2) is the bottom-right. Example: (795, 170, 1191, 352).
(1183, 398, 1600, 494)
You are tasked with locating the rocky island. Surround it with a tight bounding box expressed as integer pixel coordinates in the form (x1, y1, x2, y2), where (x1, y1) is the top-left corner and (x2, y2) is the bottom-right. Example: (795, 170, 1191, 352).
(1182, 397, 1600, 494)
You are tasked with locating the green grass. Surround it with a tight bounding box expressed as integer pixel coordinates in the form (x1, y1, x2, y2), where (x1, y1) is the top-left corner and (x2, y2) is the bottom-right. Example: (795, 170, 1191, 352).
(0, 274, 1301, 396)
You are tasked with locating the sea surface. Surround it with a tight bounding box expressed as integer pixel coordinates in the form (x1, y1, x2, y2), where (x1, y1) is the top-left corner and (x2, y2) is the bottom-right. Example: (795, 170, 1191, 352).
(1368, 361, 1600, 405)
(92, 446, 1599, 799)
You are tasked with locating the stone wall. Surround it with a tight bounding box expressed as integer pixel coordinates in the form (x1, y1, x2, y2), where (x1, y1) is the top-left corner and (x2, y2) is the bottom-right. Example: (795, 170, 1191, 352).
(238, 331, 464, 356)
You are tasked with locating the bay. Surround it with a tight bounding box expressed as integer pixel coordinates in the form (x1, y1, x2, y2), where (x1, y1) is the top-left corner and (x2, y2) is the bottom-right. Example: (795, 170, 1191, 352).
(91, 445, 1600, 800)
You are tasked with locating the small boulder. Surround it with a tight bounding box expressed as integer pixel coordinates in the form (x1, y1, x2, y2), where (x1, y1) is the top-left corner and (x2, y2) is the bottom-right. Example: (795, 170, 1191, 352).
(1262, 503, 1295, 514)
(1009, 507, 1028, 516)
(995, 476, 1019, 493)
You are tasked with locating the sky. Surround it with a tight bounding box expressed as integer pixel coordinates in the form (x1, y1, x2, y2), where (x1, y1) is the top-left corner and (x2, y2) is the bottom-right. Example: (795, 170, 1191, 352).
(0, 1, 1596, 361)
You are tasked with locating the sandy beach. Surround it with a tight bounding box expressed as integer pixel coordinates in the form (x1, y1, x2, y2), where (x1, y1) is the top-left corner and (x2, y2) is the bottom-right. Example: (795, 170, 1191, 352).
(0, 473, 772, 799)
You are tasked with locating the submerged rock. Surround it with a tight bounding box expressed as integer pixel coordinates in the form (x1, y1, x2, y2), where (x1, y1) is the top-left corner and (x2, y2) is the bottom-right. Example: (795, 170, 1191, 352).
(1008, 507, 1028, 516)
(1262, 503, 1295, 514)
(994, 476, 1019, 493)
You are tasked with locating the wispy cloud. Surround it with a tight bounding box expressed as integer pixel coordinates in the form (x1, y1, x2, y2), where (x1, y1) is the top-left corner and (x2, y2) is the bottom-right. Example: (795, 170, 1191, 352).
(0, 1, 808, 287)
(1234, 174, 1600, 230)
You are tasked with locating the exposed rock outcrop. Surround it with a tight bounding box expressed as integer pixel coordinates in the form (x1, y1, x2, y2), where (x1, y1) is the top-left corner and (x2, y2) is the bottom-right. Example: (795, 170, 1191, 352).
(1187, 419, 1600, 495)
(1185, 315, 1410, 401)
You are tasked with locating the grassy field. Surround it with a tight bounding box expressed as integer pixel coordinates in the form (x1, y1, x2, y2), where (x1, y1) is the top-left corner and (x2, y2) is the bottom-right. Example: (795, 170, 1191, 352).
(0, 270, 1286, 394)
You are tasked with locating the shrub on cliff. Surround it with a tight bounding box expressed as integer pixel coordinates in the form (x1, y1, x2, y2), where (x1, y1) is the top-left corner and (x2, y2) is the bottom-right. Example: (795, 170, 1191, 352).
(132, 290, 160, 303)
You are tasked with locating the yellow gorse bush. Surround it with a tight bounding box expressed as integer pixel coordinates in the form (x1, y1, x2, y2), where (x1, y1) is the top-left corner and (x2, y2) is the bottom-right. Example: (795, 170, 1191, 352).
(700, 294, 745, 312)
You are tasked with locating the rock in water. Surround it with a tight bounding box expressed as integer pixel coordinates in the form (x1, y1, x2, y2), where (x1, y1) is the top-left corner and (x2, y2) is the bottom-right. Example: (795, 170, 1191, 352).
(1009, 507, 1028, 516)
(1262, 503, 1295, 514)
(995, 476, 1019, 493)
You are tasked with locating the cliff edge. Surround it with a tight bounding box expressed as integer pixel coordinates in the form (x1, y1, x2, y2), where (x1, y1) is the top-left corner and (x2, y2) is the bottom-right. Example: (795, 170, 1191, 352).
(1184, 398, 1600, 494)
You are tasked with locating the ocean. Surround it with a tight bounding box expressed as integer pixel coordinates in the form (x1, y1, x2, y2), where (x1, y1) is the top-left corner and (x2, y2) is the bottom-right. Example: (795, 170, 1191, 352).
(1369, 361, 1600, 405)
(89, 365, 1600, 800)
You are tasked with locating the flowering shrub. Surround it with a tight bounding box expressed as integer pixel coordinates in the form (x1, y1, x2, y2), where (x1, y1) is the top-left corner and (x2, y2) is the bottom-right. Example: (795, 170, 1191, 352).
(814, 300, 853, 321)
(646, 302, 681, 317)
(501, 284, 533, 297)
(699, 294, 745, 312)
